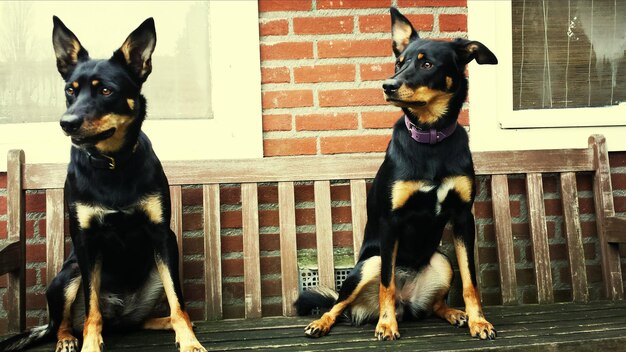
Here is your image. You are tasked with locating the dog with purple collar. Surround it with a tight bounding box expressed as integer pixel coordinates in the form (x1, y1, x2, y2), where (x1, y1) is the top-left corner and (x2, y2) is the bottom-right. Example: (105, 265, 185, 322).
(295, 7, 498, 342)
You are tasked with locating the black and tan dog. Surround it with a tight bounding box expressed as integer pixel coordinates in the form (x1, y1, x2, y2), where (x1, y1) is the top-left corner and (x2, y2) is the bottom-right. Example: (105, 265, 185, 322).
(0, 18, 205, 352)
(295, 7, 498, 341)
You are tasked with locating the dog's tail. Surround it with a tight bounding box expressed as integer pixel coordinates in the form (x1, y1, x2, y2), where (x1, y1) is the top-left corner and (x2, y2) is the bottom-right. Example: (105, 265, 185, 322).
(0, 324, 54, 351)
(294, 287, 339, 316)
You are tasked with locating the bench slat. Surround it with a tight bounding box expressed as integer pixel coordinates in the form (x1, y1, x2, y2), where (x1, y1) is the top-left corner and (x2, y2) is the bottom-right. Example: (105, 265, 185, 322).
(589, 135, 624, 300)
(21, 147, 596, 189)
(560, 172, 589, 302)
(473, 149, 595, 175)
(46, 189, 65, 286)
(7, 150, 25, 333)
(241, 183, 262, 318)
(278, 182, 299, 317)
(169, 186, 184, 290)
(350, 179, 367, 263)
(203, 184, 223, 320)
(526, 173, 554, 304)
(490, 175, 518, 305)
(314, 181, 335, 289)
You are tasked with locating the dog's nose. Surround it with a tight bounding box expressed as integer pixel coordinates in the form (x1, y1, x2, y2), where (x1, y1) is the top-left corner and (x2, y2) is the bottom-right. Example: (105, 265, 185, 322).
(60, 114, 82, 134)
(383, 79, 401, 94)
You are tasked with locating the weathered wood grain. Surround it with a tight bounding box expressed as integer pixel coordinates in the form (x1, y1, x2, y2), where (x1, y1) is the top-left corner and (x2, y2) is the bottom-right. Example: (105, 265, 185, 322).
(490, 174, 517, 305)
(278, 182, 299, 317)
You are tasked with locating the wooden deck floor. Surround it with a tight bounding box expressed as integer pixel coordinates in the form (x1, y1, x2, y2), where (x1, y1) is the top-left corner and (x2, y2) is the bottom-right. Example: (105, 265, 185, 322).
(19, 300, 626, 351)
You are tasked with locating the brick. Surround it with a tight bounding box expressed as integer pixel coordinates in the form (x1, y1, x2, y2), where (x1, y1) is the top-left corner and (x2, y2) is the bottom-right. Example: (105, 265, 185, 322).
(360, 62, 394, 81)
(222, 235, 243, 253)
(26, 193, 46, 213)
(0, 220, 6, 240)
(612, 172, 626, 190)
(318, 39, 390, 58)
(183, 237, 203, 256)
(439, 14, 467, 32)
(258, 185, 279, 204)
(260, 42, 313, 61)
(331, 184, 351, 201)
(259, 19, 289, 37)
(259, 209, 279, 227)
(362, 111, 401, 129)
(333, 230, 353, 247)
(609, 152, 626, 167)
(294, 184, 314, 203)
(458, 109, 469, 126)
(0, 196, 5, 215)
(182, 212, 202, 232)
(0, 173, 6, 188)
(264, 138, 317, 157)
(320, 135, 391, 154)
(261, 67, 290, 84)
(319, 88, 385, 107)
(181, 187, 203, 206)
(332, 206, 352, 224)
(545, 199, 562, 216)
(398, 0, 466, 7)
(294, 64, 355, 83)
(359, 14, 434, 33)
(296, 113, 358, 131)
(258, 0, 312, 12)
(317, 0, 390, 9)
(259, 233, 280, 252)
(295, 208, 315, 226)
(262, 90, 313, 109)
(221, 186, 242, 206)
(263, 114, 292, 132)
(294, 16, 353, 35)
(26, 243, 46, 262)
(222, 210, 243, 228)
(182, 260, 204, 280)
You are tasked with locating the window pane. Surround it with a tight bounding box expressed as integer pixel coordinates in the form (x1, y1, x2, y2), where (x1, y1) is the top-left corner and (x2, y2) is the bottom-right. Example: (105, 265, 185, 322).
(0, 1, 212, 124)
(512, 0, 626, 110)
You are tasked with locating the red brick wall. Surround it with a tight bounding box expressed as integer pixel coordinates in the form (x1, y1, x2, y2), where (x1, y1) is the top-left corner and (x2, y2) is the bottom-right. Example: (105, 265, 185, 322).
(1, 0, 625, 333)
(260, 0, 469, 156)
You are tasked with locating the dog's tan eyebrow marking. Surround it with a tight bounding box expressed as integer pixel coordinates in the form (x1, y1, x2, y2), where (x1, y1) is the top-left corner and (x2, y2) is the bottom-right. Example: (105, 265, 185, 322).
(399, 55, 405, 63)
(446, 76, 454, 89)
(127, 98, 135, 110)
(417, 53, 424, 60)
(91, 80, 100, 86)
(71, 81, 79, 88)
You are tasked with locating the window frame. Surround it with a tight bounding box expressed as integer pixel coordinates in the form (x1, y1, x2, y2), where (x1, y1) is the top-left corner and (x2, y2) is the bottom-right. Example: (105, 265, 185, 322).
(467, 0, 626, 152)
(0, 0, 263, 171)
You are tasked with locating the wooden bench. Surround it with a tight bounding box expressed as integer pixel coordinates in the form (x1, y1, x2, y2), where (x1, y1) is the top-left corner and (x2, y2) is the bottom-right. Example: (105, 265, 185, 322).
(1, 134, 625, 351)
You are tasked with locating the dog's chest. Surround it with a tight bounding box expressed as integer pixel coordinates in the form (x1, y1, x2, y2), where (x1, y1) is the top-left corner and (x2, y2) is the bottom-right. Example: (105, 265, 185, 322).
(73, 193, 163, 230)
(391, 176, 472, 214)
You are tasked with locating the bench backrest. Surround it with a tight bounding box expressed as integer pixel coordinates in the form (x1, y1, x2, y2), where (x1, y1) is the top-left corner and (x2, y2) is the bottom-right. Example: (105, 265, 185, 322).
(3, 134, 625, 332)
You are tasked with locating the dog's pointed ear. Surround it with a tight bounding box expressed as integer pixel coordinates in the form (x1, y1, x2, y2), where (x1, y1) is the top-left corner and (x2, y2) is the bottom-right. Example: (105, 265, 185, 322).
(52, 16, 89, 80)
(390, 7, 418, 57)
(454, 39, 498, 65)
(113, 18, 156, 82)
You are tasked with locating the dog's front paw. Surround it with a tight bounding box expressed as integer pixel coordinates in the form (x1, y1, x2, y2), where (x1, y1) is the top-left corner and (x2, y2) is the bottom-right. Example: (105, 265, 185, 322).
(375, 320, 400, 341)
(56, 336, 79, 352)
(468, 318, 496, 340)
(304, 318, 332, 338)
(176, 340, 207, 352)
(80, 333, 103, 352)
(442, 308, 468, 327)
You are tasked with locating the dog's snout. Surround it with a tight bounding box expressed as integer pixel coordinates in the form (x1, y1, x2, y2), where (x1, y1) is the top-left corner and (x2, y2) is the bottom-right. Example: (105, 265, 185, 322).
(60, 114, 82, 134)
(383, 79, 401, 94)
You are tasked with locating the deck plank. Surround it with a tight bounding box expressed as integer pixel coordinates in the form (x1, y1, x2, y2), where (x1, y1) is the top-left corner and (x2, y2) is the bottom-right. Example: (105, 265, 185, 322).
(20, 301, 626, 351)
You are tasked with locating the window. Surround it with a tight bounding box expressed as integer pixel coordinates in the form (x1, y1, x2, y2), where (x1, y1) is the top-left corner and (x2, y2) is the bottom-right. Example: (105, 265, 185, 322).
(0, 1, 262, 169)
(468, 0, 626, 152)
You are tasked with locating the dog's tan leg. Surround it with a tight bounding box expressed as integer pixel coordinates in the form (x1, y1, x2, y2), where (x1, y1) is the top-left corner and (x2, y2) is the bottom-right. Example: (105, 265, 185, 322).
(454, 238, 496, 340)
(143, 317, 173, 330)
(156, 257, 206, 352)
(429, 252, 468, 328)
(375, 241, 399, 341)
(81, 260, 104, 352)
(304, 256, 381, 338)
(55, 276, 81, 352)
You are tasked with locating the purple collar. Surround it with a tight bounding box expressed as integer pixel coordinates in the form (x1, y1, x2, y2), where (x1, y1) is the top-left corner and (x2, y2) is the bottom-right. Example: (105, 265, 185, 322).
(404, 115, 457, 144)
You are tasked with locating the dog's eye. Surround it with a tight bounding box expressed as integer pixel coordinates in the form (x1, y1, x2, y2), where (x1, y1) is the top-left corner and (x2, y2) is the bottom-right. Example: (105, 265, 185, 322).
(66, 87, 75, 96)
(100, 88, 113, 96)
(421, 61, 434, 70)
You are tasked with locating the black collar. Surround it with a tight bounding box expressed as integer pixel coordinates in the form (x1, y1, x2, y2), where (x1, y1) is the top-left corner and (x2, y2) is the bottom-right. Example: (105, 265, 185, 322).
(86, 143, 139, 170)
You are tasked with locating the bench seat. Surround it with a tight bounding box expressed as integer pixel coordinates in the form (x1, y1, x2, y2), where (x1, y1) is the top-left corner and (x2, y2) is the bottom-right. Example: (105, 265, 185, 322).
(22, 300, 626, 351)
